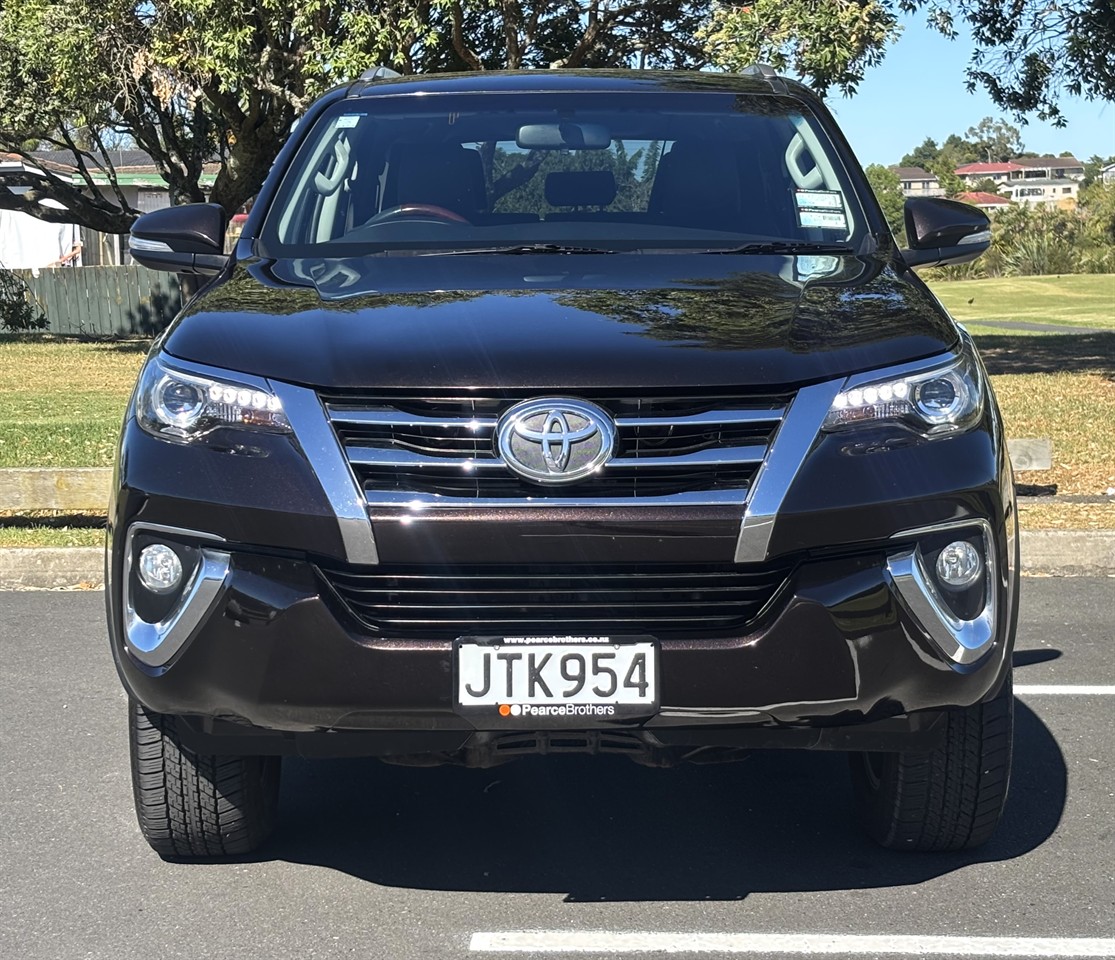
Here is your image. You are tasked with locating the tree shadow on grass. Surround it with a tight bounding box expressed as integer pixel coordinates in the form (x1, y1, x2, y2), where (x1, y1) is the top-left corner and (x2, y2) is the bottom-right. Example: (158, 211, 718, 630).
(973, 332, 1115, 378)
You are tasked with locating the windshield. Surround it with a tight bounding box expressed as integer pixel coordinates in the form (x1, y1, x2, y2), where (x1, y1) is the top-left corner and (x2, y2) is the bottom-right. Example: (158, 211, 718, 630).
(260, 91, 867, 257)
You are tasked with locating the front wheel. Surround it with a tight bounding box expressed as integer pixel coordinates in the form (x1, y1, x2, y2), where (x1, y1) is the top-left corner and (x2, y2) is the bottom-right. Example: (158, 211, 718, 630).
(850, 672, 1013, 851)
(129, 700, 281, 859)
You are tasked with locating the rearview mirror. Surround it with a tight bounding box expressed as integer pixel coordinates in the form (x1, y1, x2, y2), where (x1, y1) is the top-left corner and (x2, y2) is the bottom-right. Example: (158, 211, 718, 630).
(900, 197, 991, 269)
(129, 203, 230, 276)
(516, 123, 611, 150)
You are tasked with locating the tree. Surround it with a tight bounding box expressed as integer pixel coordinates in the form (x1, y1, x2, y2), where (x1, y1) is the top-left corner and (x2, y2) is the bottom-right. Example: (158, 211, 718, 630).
(926, 158, 965, 198)
(0, 0, 711, 233)
(703, 1, 1114, 124)
(900, 137, 940, 170)
(865, 163, 906, 243)
(1082, 155, 1115, 187)
(971, 177, 1007, 197)
(965, 117, 1024, 163)
(903, 0, 1115, 125)
(938, 133, 979, 167)
(699, 0, 901, 97)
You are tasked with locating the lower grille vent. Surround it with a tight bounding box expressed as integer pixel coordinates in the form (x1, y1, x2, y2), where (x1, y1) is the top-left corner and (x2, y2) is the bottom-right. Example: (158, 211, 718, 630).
(318, 563, 790, 637)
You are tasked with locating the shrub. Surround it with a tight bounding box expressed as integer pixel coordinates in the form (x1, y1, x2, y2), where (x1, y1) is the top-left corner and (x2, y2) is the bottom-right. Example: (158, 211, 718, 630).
(0, 266, 48, 331)
(923, 186, 1115, 280)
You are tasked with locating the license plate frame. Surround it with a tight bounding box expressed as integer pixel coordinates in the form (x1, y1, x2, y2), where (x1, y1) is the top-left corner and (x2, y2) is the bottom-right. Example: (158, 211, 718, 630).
(454, 635, 659, 723)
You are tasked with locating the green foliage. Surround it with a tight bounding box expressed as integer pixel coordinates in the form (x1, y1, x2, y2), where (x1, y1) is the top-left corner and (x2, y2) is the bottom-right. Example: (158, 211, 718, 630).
(0, 0, 710, 232)
(1, 0, 1106, 236)
(488, 141, 660, 217)
(971, 178, 1006, 197)
(0, 269, 48, 332)
(864, 163, 906, 244)
(965, 117, 1024, 163)
(927, 186, 1115, 279)
(926, 158, 965, 198)
(900, 137, 939, 170)
(699, 0, 900, 97)
(904, 0, 1115, 124)
(1083, 155, 1115, 187)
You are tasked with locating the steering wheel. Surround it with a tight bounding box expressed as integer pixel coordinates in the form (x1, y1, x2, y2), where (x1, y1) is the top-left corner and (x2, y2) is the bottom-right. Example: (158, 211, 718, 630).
(368, 204, 471, 225)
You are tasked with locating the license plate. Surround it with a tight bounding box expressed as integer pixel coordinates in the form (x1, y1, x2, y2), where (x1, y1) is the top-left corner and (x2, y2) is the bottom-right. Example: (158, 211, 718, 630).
(456, 636, 658, 721)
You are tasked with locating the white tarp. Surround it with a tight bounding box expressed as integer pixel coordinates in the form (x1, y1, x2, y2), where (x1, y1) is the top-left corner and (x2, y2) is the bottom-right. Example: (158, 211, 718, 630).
(0, 205, 82, 270)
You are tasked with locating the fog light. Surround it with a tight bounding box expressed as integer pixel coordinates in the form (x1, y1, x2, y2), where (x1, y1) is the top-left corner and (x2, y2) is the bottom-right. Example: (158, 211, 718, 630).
(935, 540, 982, 589)
(137, 543, 183, 594)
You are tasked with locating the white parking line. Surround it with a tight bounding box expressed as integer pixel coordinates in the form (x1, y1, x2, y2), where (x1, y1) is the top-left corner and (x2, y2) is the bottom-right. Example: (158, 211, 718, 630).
(1014, 685, 1115, 695)
(469, 931, 1115, 956)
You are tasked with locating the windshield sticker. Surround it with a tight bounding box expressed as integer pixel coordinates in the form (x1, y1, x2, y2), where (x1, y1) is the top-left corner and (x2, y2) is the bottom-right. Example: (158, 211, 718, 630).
(799, 210, 849, 230)
(335, 114, 362, 129)
(795, 190, 844, 210)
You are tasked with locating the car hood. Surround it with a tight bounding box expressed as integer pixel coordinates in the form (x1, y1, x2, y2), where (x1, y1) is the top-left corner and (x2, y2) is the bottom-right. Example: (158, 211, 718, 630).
(164, 253, 958, 391)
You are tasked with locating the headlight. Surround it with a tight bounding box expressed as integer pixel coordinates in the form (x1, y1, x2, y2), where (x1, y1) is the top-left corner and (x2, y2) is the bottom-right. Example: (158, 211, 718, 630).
(823, 338, 983, 438)
(136, 355, 290, 442)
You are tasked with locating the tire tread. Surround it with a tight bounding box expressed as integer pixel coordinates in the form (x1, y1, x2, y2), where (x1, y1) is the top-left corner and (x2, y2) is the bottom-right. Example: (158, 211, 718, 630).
(128, 700, 280, 859)
(851, 673, 1013, 852)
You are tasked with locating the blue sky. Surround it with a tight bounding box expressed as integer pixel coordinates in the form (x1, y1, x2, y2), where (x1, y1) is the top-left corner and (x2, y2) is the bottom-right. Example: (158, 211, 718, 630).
(819, 12, 1115, 167)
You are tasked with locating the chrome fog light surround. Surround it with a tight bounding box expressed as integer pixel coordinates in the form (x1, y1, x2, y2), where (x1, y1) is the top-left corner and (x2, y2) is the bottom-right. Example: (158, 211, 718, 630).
(885, 519, 997, 668)
(122, 523, 230, 668)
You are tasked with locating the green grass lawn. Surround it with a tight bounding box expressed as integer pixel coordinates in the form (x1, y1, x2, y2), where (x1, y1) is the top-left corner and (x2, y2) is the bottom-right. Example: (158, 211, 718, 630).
(928, 274, 1115, 332)
(2, 275, 1114, 543)
(0, 336, 145, 468)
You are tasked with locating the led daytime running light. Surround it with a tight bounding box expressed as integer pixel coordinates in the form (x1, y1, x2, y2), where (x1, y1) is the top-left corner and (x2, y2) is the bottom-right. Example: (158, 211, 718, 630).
(823, 348, 982, 437)
(137, 358, 290, 442)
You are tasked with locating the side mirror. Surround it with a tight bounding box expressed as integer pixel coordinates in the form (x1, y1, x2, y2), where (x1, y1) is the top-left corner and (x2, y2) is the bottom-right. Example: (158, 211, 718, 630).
(900, 197, 991, 269)
(129, 203, 230, 276)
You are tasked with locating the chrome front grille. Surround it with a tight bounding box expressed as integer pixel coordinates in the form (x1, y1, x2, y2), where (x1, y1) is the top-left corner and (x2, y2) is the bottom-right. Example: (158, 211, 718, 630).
(320, 392, 791, 505)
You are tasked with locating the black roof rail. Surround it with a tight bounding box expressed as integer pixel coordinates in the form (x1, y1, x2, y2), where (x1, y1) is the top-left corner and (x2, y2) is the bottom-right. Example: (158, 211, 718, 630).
(358, 65, 402, 82)
(740, 63, 787, 92)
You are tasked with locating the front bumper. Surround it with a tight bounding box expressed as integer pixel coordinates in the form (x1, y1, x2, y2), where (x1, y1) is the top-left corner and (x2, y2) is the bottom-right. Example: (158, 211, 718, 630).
(107, 521, 1016, 758)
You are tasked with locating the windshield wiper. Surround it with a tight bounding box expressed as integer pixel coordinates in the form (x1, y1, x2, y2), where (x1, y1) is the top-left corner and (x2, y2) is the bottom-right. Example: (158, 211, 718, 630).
(703, 241, 857, 255)
(426, 243, 618, 256)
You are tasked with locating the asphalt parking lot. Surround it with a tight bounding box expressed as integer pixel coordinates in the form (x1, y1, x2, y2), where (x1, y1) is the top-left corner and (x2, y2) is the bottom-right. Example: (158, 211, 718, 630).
(1, 579, 1112, 960)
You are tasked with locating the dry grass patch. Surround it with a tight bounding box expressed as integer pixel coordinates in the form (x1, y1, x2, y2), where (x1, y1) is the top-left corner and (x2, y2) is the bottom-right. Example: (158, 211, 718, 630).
(1019, 502, 1115, 530)
(991, 371, 1115, 496)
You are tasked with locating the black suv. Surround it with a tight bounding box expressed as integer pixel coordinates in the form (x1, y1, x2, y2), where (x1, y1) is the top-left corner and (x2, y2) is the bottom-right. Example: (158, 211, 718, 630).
(113, 67, 1017, 858)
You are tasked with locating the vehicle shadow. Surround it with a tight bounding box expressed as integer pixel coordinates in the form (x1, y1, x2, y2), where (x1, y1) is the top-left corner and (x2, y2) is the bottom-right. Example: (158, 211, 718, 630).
(972, 331, 1115, 379)
(263, 697, 1065, 902)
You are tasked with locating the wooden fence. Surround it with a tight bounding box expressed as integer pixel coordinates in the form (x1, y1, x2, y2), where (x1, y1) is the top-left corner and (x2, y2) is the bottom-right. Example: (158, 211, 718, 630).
(12, 265, 182, 337)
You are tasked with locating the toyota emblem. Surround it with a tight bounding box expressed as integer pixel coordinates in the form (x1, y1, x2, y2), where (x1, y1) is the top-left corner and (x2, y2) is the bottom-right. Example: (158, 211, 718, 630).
(496, 398, 615, 484)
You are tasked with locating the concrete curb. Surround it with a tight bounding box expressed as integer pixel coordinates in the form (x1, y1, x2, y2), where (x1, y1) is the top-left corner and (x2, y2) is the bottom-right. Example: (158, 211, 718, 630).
(0, 547, 104, 590)
(2, 533, 1113, 589)
(1019, 530, 1115, 577)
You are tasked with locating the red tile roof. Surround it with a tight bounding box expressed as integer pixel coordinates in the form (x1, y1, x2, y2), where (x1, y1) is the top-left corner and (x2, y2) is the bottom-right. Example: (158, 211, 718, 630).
(955, 162, 1024, 175)
(958, 191, 1011, 206)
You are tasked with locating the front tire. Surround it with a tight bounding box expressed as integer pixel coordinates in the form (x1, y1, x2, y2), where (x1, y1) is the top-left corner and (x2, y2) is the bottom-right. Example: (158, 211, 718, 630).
(129, 700, 281, 859)
(850, 672, 1013, 851)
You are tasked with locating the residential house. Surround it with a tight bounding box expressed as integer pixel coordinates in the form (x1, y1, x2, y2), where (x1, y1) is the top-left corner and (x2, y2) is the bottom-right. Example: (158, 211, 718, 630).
(1002, 178, 1081, 209)
(955, 155, 1084, 209)
(1, 150, 215, 267)
(889, 166, 944, 198)
(955, 191, 1012, 213)
(1101, 162, 1115, 185)
(1014, 156, 1085, 181)
(0, 153, 83, 269)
